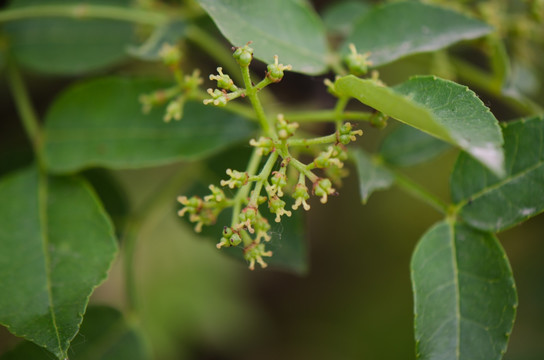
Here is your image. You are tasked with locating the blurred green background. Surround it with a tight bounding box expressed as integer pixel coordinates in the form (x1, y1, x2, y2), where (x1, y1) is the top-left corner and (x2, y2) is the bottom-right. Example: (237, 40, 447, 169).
(1, 0, 544, 359)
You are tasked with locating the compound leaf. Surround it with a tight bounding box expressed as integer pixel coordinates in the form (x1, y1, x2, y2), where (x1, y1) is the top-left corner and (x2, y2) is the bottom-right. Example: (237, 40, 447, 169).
(342, 1, 492, 67)
(197, 0, 328, 75)
(452, 116, 544, 232)
(0, 166, 117, 359)
(411, 221, 517, 360)
(351, 148, 394, 204)
(43, 77, 256, 173)
(4, 0, 136, 75)
(336, 75, 504, 176)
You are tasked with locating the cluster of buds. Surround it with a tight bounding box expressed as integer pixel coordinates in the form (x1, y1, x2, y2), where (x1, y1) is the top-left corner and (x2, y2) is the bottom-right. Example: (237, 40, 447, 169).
(177, 185, 230, 233)
(204, 67, 245, 107)
(139, 44, 203, 122)
(175, 43, 365, 270)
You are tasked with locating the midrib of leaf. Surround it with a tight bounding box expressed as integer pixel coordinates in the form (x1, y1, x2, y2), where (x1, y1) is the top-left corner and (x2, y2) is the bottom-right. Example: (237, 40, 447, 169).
(456, 158, 544, 209)
(448, 221, 461, 360)
(208, 3, 323, 61)
(38, 172, 64, 359)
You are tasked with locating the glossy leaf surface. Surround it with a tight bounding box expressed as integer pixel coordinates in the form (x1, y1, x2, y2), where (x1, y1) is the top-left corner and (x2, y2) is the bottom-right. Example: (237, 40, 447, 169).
(379, 124, 451, 167)
(342, 1, 492, 67)
(197, 0, 328, 74)
(452, 116, 544, 232)
(335, 75, 504, 176)
(4, 0, 135, 74)
(0, 167, 117, 359)
(43, 77, 256, 173)
(1, 306, 147, 360)
(351, 148, 394, 203)
(322, 0, 370, 37)
(411, 221, 517, 360)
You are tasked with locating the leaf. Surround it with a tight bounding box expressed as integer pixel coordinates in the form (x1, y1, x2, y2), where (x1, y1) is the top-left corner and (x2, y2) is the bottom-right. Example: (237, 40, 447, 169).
(379, 124, 451, 167)
(0, 166, 118, 359)
(335, 75, 505, 176)
(411, 221, 517, 360)
(127, 20, 186, 61)
(321, 0, 370, 37)
(342, 1, 492, 67)
(1, 306, 148, 360)
(3, 0, 136, 75)
(43, 77, 257, 173)
(351, 148, 394, 204)
(451, 116, 544, 232)
(197, 0, 328, 75)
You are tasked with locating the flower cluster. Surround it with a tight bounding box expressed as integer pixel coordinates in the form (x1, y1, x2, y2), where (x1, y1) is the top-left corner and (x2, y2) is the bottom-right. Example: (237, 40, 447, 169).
(139, 43, 203, 122)
(175, 43, 364, 270)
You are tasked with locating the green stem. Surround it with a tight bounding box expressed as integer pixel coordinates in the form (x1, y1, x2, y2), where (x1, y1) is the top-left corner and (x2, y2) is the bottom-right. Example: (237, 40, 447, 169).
(7, 60, 43, 166)
(288, 155, 318, 183)
(288, 133, 337, 147)
(392, 170, 449, 214)
(249, 151, 279, 205)
(193, 88, 256, 120)
(240, 65, 276, 138)
(231, 148, 263, 227)
(333, 96, 349, 128)
(0, 4, 170, 26)
(328, 52, 348, 76)
(123, 163, 200, 316)
(284, 110, 372, 123)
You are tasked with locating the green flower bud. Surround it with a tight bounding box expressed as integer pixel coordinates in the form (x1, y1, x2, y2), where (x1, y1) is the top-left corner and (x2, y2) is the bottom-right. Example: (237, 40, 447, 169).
(210, 67, 237, 91)
(217, 227, 242, 248)
(344, 43, 371, 76)
(267, 55, 292, 82)
(269, 196, 292, 222)
(313, 178, 336, 204)
(338, 122, 363, 145)
(233, 43, 254, 67)
(159, 43, 182, 67)
(243, 242, 273, 270)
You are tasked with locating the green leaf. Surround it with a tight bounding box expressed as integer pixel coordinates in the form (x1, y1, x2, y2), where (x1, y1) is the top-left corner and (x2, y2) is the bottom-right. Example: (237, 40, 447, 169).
(351, 148, 394, 204)
(0, 166, 118, 359)
(3, 0, 136, 75)
(451, 116, 544, 232)
(197, 0, 328, 75)
(342, 1, 492, 67)
(335, 75, 504, 176)
(1, 306, 148, 360)
(43, 77, 256, 173)
(379, 124, 451, 167)
(127, 20, 186, 61)
(411, 221, 517, 360)
(321, 0, 370, 37)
